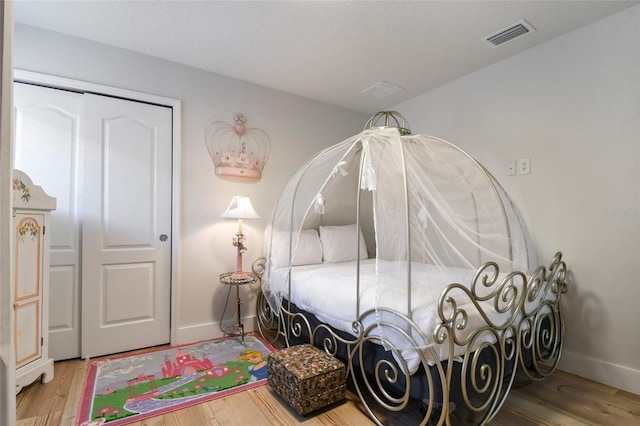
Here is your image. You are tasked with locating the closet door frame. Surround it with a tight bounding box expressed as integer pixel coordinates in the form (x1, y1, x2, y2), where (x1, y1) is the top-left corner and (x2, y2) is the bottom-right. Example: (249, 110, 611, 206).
(13, 69, 182, 346)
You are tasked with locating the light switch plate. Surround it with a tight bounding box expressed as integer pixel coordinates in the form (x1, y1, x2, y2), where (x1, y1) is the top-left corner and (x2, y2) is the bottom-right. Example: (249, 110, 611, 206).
(506, 161, 516, 176)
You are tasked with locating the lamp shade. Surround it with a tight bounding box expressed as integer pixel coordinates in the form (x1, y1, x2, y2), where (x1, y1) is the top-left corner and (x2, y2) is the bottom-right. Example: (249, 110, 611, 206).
(220, 196, 260, 219)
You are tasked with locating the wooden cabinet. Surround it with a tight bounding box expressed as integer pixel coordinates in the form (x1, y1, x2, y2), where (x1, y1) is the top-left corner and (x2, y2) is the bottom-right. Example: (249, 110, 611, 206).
(12, 170, 56, 393)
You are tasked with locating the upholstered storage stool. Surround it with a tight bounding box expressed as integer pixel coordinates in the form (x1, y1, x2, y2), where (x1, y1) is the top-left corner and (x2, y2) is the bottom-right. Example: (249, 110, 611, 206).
(267, 344, 346, 415)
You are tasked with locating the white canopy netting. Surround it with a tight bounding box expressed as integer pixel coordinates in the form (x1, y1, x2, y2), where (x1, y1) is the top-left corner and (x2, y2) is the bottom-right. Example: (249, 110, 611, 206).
(262, 112, 534, 352)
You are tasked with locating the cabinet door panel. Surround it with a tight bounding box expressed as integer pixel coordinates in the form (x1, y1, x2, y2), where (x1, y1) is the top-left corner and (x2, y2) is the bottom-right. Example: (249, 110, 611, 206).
(15, 301, 40, 368)
(14, 215, 41, 302)
(14, 212, 44, 369)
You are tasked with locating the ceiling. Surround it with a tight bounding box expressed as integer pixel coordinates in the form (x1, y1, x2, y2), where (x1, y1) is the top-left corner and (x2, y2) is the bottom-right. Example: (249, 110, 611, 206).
(13, 1, 640, 114)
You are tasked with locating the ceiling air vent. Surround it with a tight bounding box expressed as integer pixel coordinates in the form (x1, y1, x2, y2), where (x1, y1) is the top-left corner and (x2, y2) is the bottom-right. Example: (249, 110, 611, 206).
(362, 81, 403, 99)
(484, 20, 535, 48)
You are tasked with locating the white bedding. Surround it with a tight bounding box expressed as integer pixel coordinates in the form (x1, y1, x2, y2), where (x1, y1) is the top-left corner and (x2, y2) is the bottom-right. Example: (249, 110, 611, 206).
(269, 259, 513, 372)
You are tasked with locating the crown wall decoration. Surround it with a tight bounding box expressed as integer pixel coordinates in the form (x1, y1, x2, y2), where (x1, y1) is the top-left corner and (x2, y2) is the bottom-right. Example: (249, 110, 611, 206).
(205, 113, 271, 182)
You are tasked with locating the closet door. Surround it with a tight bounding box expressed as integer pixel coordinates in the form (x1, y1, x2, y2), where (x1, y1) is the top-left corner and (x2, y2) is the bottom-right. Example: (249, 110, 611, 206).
(14, 83, 173, 360)
(13, 83, 83, 361)
(81, 94, 172, 358)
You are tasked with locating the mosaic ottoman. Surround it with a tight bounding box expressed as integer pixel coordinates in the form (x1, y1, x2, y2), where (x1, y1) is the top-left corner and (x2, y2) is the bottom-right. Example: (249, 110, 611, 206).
(267, 344, 346, 415)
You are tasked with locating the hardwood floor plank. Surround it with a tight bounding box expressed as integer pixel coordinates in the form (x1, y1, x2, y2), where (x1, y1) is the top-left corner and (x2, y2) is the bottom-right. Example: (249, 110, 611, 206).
(159, 404, 216, 426)
(499, 391, 595, 426)
(249, 386, 301, 426)
(15, 412, 62, 426)
(553, 370, 618, 396)
(16, 360, 73, 417)
(489, 406, 546, 426)
(206, 391, 277, 425)
(615, 389, 640, 411)
(136, 416, 169, 426)
(319, 396, 375, 426)
(513, 375, 640, 425)
(60, 359, 87, 425)
(206, 395, 248, 424)
(132, 415, 169, 426)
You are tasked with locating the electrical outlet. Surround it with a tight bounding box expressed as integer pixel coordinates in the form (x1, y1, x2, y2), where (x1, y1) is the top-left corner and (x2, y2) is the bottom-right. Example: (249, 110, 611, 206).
(518, 158, 531, 175)
(506, 161, 516, 176)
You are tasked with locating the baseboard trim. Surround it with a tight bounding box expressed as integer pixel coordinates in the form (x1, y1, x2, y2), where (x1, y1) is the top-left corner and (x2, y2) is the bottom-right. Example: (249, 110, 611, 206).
(174, 316, 257, 346)
(559, 350, 640, 395)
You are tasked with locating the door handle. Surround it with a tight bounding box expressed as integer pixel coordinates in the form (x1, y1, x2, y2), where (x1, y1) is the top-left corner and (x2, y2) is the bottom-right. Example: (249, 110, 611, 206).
(159, 234, 168, 242)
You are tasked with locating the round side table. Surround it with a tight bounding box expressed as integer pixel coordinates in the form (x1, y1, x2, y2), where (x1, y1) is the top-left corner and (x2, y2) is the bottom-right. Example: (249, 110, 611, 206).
(220, 272, 259, 346)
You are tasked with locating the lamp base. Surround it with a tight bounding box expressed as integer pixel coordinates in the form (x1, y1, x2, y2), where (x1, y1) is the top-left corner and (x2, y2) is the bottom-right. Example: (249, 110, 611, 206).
(230, 272, 250, 280)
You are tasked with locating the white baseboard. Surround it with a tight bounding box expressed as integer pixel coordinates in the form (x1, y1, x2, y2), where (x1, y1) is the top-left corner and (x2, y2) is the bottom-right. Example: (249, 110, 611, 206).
(559, 350, 640, 395)
(173, 316, 257, 346)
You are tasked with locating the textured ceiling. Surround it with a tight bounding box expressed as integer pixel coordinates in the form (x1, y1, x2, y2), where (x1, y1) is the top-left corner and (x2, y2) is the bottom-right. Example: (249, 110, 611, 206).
(13, 0, 640, 114)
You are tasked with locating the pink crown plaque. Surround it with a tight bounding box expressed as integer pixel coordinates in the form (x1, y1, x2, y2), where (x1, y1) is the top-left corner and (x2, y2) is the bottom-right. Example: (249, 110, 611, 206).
(205, 113, 271, 182)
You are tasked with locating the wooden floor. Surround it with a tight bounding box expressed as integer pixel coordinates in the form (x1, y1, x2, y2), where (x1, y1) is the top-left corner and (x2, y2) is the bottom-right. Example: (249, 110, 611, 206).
(16, 356, 640, 426)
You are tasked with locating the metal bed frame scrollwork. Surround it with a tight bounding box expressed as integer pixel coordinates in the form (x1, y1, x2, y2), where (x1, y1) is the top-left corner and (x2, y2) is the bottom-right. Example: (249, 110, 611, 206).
(252, 252, 567, 425)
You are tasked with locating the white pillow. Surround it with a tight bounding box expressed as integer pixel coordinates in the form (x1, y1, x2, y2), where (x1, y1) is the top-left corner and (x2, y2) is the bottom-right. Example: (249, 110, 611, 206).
(291, 229, 323, 266)
(269, 229, 322, 267)
(319, 224, 368, 263)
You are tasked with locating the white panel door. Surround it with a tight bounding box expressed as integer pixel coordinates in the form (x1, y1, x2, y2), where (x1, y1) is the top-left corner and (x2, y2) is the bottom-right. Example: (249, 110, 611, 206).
(13, 83, 84, 360)
(82, 93, 172, 358)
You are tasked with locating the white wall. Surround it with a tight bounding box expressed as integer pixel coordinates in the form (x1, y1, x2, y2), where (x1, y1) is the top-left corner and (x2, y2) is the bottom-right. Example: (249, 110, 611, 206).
(396, 5, 640, 394)
(13, 23, 368, 343)
(0, 3, 16, 425)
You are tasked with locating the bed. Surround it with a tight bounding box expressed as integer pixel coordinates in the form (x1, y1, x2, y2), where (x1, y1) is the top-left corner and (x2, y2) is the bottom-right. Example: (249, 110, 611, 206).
(256, 112, 567, 425)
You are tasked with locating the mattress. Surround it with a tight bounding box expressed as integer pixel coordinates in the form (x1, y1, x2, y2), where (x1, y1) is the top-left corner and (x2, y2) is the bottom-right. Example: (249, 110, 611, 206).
(269, 259, 517, 373)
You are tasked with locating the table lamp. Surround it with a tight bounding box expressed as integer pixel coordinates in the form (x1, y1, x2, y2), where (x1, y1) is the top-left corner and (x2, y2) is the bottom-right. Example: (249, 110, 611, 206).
(220, 196, 260, 279)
